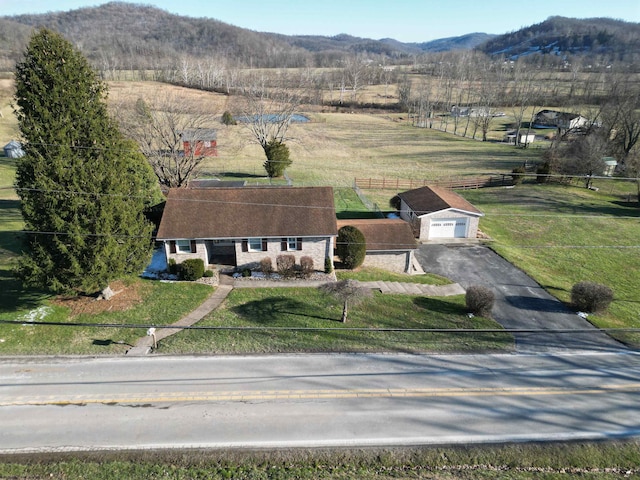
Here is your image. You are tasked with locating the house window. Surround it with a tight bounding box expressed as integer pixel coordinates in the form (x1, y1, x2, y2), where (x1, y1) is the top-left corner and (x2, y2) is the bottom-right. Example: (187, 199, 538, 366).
(176, 240, 194, 253)
(287, 237, 299, 251)
(248, 237, 265, 252)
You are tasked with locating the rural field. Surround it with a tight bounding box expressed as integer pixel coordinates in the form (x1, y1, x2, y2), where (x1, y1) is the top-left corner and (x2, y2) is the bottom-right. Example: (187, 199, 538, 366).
(0, 79, 639, 354)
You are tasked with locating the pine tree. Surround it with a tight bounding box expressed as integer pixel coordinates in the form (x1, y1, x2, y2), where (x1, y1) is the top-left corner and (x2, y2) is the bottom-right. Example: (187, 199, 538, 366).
(14, 29, 160, 294)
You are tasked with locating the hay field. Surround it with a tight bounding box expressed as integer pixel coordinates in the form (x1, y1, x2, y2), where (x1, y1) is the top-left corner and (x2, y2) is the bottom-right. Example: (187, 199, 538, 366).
(1, 80, 544, 188)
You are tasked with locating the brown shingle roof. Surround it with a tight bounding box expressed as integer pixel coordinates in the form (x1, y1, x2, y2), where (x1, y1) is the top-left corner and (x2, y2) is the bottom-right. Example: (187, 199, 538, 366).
(397, 185, 482, 216)
(157, 187, 337, 240)
(337, 219, 417, 251)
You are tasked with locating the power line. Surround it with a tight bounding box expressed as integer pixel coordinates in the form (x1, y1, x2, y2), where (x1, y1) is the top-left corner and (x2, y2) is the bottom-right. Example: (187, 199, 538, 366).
(2, 319, 639, 335)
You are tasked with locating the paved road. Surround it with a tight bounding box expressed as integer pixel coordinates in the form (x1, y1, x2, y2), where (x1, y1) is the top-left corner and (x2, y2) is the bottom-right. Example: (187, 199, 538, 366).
(415, 244, 625, 353)
(1, 353, 639, 453)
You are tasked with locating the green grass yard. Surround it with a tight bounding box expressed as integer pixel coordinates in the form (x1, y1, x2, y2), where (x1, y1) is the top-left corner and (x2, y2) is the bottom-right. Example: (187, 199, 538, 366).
(157, 287, 512, 354)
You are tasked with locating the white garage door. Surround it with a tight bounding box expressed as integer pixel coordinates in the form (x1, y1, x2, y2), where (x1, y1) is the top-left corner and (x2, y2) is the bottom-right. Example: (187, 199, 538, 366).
(429, 218, 468, 238)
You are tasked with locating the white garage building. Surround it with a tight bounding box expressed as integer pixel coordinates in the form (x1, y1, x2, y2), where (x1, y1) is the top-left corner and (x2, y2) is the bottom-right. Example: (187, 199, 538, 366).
(397, 185, 483, 241)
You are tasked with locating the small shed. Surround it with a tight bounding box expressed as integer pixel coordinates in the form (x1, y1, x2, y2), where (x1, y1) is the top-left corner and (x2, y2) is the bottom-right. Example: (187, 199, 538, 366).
(602, 157, 617, 176)
(179, 129, 218, 157)
(3, 140, 24, 158)
(397, 185, 483, 241)
(337, 218, 417, 274)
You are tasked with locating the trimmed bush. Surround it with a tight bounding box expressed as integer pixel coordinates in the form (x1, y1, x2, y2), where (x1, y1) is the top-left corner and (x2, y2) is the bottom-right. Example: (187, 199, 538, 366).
(511, 166, 526, 185)
(325, 256, 334, 274)
(300, 256, 314, 277)
(179, 258, 205, 281)
(221, 110, 236, 125)
(336, 225, 366, 270)
(465, 285, 495, 317)
(571, 281, 614, 313)
(259, 257, 273, 276)
(536, 161, 551, 183)
(203, 269, 214, 278)
(168, 258, 178, 275)
(276, 254, 296, 278)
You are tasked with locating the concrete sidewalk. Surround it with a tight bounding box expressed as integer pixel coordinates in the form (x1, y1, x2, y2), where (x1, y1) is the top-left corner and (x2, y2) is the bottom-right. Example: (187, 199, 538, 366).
(356, 281, 465, 296)
(126, 284, 233, 356)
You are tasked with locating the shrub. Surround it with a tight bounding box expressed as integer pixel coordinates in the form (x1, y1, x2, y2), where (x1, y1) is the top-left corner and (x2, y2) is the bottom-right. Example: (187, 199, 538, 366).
(241, 268, 252, 277)
(276, 254, 296, 278)
(300, 256, 314, 277)
(263, 140, 292, 178)
(325, 256, 334, 274)
(536, 161, 551, 183)
(465, 285, 495, 317)
(511, 166, 526, 185)
(203, 269, 214, 278)
(571, 281, 614, 313)
(336, 225, 366, 270)
(168, 258, 178, 275)
(221, 110, 236, 125)
(259, 257, 273, 276)
(179, 258, 205, 281)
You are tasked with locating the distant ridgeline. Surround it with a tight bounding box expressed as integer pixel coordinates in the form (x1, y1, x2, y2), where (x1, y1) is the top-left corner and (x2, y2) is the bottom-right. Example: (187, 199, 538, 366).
(0, 3, 638, 71)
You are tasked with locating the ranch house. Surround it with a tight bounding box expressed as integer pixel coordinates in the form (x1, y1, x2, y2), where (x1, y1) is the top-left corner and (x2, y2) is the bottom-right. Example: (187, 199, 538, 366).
(156, 186, 337, 272)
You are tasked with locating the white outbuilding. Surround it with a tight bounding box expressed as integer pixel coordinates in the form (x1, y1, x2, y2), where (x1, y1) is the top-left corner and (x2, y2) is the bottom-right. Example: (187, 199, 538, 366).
(397, 185, 484, 241)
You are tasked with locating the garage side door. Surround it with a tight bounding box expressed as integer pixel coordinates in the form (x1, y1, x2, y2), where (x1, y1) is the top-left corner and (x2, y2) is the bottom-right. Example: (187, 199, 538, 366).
(429, 218, 468, 238)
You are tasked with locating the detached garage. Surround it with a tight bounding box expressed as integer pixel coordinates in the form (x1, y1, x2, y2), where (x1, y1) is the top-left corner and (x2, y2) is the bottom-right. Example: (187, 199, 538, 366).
(397, 185, 483, 241)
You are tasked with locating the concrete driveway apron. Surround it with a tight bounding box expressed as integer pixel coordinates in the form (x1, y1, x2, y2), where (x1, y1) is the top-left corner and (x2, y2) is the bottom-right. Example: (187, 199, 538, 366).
(415, 244, 626, 353)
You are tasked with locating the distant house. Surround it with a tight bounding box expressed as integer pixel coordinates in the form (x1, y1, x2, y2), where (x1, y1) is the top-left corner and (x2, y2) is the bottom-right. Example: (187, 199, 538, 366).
(157, 186, 337, 271)
(337, 219, 417, 274)
(602, 157, 618, 176)
(451, 106, 491, 118)
(179, 128, 218, 157)
(3, 140, 24, 158)
(504, 131, 535, 146)
(533, 110, 588, 131)
(397, 185, 483, 241)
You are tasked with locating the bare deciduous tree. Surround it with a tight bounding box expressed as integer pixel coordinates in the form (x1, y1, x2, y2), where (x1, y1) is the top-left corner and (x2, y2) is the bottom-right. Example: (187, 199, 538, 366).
(319, 280, 372, 323)
(235, 71, 308, 177)
(116, 93, 218, 188)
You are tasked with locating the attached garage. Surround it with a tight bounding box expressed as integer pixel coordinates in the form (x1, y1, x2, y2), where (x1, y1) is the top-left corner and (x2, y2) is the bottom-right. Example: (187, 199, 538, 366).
(397, 185, 483, 242)
(336, 219, 417, 273)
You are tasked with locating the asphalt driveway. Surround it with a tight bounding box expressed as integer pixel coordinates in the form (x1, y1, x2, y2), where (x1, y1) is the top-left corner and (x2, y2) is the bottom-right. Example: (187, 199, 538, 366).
(415, 244, 625, 353)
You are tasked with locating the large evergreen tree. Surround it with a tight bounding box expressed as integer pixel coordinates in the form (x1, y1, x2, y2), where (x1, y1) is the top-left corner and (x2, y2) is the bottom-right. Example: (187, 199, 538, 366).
(14, 28, 160, 294)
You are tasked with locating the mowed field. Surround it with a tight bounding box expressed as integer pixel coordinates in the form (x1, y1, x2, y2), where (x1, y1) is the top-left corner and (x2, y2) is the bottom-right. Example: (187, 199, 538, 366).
(106, 81, 543, 186)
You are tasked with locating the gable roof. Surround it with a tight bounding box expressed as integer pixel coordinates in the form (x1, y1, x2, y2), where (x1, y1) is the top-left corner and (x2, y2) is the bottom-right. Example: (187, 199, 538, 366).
(179, 128, 217, 141)
(337, 219, 416, 251)
(157, 186, 337, 240)
(397, 185, 482, 216)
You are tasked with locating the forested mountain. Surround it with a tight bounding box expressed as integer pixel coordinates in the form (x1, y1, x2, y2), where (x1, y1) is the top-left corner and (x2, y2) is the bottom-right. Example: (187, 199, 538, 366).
(478, 16, 640, 63)
(0, 2, 637, 71)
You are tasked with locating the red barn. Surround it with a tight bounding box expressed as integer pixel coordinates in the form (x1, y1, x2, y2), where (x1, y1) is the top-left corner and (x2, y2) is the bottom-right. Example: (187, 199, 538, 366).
(180, 128, 218, 157)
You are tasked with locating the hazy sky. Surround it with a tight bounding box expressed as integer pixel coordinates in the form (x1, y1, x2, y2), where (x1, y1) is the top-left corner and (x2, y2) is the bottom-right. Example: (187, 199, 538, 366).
(1, 0, 639, 42)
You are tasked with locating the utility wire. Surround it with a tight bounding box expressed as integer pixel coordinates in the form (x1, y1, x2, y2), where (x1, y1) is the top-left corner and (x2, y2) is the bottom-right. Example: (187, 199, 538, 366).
(2, 319, 639, 334)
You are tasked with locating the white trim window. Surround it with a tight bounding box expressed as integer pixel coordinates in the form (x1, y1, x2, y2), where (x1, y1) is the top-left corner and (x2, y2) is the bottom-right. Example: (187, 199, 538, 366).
(248, 237, 264, 252)
(287, 237, 299, 251)
(176, 240, 192, 253)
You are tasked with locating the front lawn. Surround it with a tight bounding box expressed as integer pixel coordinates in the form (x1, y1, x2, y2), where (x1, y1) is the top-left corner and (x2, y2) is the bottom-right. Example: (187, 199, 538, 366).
(461, 183, 640, 346)
(0, 279, 213, 355)
(157, 287, 512, 354)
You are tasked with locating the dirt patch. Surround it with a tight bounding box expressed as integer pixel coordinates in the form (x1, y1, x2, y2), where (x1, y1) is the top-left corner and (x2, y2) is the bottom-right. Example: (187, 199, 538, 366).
(52, 280, 144, 317)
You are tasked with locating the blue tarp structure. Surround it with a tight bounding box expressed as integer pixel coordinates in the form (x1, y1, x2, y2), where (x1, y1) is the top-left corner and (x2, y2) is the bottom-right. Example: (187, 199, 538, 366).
(3, 140, 24, 158)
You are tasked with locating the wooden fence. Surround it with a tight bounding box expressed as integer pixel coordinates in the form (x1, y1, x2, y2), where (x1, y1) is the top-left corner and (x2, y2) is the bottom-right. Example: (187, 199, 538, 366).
(354, 175, 509, 191)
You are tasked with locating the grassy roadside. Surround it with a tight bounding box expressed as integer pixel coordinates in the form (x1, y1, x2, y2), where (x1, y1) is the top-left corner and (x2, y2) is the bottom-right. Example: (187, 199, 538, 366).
(2, 441, 639, 479)
(459, 182, 640, 347)
(157, 287, 512, 354)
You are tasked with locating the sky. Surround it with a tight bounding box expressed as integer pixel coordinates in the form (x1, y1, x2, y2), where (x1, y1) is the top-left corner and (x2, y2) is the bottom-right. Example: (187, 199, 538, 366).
(0, 0, 639, 43)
